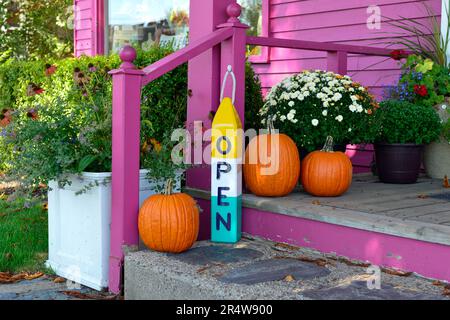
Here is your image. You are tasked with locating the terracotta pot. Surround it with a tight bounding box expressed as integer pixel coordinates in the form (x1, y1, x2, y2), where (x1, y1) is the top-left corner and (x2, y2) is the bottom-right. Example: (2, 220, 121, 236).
(424, 103, 450, 179)
(375, 143, 423, 184)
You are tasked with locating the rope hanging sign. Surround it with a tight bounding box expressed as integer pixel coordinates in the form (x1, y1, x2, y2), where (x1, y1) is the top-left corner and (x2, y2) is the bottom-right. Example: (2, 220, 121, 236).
(211, 65, 243, 244)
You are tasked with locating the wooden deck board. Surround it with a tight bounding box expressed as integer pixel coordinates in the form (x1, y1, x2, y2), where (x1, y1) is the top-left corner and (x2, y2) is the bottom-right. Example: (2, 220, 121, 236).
(186, 174, 450, 246)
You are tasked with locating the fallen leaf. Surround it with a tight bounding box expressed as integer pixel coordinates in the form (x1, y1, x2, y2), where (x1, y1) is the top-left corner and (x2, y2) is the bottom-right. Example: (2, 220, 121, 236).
(61, 291, 118, 300)
(443, 288, 450, 296)
(0, 272, 44, 284)
(274, 243, 300, 251)
(312, 200, 321, 205)
(284, 275, 295, 282)
(417, 194, 428, 199)
(54, 277, 66, 284)
(338, 257, 371, 268)
(24, 272, 44, 280)
(433, 280, 445, 287)
(42, 202, 48, 211)
(381, 268, 412, 277)
(444, 176, 449, 188)
(297, 255, 329, 267)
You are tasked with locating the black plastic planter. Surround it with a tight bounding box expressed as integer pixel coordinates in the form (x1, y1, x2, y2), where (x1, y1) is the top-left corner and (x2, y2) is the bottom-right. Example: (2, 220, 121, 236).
(375, 143, 424, 184)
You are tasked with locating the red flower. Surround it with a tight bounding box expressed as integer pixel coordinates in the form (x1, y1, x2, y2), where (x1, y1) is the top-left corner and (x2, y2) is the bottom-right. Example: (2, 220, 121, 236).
(45, 64, 57, 76)
(413, 84, 428, 97)
(390, 49, 408, 61)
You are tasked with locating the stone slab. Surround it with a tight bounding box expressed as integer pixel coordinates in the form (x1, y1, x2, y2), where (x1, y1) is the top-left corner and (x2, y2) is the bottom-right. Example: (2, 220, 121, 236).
(302, 281, 446, 300)
(168, 245, 263, 266)
(219, 258, 330, 285)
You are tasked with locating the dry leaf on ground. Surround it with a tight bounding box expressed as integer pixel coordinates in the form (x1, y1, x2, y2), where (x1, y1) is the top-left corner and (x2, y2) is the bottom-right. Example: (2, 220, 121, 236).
(0, 272, 44, 284)
(284, 275, 295, 282)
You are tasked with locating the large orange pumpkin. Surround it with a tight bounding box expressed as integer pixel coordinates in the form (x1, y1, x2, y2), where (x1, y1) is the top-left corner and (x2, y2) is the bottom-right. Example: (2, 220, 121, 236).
(139, 180, 200, 253)
(244, 121, 300, 197)
(301, 136, 353, 197)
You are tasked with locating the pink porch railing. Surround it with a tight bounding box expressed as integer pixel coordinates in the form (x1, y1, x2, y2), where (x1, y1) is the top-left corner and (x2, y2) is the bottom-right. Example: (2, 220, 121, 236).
(108, 1, 396, 294)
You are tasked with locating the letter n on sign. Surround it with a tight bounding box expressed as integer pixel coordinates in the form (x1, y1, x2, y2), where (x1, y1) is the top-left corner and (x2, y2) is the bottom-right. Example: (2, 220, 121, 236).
(211, 97, 243, 243)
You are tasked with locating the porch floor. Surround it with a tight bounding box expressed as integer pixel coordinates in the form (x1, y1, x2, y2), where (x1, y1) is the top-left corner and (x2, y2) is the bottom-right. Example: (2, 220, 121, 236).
(187, 174, 450, 246)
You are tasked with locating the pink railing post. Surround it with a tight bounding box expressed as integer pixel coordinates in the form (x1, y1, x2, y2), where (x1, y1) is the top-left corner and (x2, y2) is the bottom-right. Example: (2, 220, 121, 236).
(218, 3, 248, 125)
(109, 46, 144, 294)
(327, 51, 348, 75)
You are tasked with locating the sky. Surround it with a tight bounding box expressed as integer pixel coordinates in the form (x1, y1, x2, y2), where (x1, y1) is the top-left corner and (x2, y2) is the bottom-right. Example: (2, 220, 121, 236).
(109, 0, 190, 25)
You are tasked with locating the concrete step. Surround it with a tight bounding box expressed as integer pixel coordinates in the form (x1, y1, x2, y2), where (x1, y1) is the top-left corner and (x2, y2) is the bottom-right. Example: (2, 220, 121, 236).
(124, 237, 448, 300)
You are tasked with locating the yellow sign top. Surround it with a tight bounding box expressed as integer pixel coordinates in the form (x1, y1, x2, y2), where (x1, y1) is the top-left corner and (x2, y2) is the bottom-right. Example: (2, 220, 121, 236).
(211, 97, 243, 159)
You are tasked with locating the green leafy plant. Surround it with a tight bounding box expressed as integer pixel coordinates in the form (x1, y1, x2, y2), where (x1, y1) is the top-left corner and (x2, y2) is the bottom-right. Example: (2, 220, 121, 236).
(371, 100, 442, 145)
(260, 70, 379, 152)
(0, 0, 73, 61)
(387, 55, 450, 142)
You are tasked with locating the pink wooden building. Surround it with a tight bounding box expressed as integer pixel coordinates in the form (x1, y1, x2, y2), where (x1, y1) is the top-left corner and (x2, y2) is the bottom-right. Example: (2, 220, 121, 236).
(73, 0, 449, 294)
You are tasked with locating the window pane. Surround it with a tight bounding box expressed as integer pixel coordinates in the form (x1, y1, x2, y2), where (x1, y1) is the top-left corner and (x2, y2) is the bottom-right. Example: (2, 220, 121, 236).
(237, 0, 262, 37)
(108, 0, 190, 53)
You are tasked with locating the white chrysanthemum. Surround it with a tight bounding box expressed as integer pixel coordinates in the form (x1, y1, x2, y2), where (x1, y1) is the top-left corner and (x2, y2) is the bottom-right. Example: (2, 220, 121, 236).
(292, 119, 299, 124)
(280, 115, 287, 122)
(287, 113, 295, 121)
(270, 99, 277, 106)
(356, 105, 364, 113)
(323, 101, 329, 108)
(312, 119, 319, 126)
(288, 101, 295, 107)
(322, 110, 328, 116)
(332, 93, 342, 102)
(335, 115, 344, 122)
(349, 105, 357, 112)
(348, 128, 352, 132)
(351, 95, 358, 102)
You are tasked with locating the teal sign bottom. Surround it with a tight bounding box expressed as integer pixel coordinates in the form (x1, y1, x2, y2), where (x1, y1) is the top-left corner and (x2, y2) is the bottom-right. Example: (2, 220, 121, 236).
(211, 196, 242, 243)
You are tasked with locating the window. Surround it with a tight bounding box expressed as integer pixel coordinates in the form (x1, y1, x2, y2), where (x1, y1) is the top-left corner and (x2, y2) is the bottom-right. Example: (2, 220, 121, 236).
(105, 0, 265, 56)
(106, 0, 190, 53)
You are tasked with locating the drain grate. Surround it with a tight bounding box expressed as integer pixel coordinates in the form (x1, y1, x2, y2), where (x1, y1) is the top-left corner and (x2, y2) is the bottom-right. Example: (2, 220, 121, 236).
(429, 193, 450, 201)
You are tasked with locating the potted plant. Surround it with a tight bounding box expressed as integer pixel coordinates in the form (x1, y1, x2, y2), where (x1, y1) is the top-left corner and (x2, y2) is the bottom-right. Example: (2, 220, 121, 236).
(371, 100, 441, 184)
(388, 55, 450, 179)
(259, 70, 379, 156)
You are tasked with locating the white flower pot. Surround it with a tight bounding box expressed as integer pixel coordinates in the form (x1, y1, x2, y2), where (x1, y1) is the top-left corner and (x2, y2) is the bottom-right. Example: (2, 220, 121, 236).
(424, 136, 450, 179)
(424, 104, 450, 179)
(46, 170, 181, 291)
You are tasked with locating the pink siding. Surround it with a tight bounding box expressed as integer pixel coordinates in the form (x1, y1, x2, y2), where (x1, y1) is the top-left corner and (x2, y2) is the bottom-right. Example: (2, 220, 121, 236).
(252, 0, 441, 170)
(74, 0, 104, 56)
(254, 0, 441, 94)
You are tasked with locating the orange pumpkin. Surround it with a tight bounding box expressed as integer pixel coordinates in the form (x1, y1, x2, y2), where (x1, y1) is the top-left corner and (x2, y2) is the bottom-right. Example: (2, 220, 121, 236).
(139, 179, 199, 253)
(244, 120, 300, 197)
(301, 136, 353, 197)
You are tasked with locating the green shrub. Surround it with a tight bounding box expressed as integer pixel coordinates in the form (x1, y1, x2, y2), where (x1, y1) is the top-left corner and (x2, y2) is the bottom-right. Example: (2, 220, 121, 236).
(372, 100, 442, 144)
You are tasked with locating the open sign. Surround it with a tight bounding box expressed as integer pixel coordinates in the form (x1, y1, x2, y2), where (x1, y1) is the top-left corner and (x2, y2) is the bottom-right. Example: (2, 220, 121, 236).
(211, 97, 243, 244)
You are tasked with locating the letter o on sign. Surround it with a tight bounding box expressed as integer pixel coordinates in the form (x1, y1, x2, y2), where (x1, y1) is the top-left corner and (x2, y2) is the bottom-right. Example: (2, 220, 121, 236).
(216, 136, 232, 156)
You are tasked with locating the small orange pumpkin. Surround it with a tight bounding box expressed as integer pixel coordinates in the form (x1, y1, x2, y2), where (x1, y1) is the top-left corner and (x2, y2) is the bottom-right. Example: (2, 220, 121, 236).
(139, 179, 200, 253)
(244, 120, 300, 197)
(301, 136, 353, 197)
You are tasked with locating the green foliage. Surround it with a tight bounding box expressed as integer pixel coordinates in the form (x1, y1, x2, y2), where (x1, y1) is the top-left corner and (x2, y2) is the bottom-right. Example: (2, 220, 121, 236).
(0, 0, 74, 60)
(260, 70, 379, 152)
(0, 46, 264, 197)
(395, 55, 450, 108)
(371, 100, 442, 145)
(0, 197, 48, 273)
(387, 54, 450, 142)
(244, 62, 264, 131)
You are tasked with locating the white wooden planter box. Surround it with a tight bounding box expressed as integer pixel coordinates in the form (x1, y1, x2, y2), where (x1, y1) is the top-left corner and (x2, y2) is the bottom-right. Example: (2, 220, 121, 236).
(46, 170, 181, 291)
